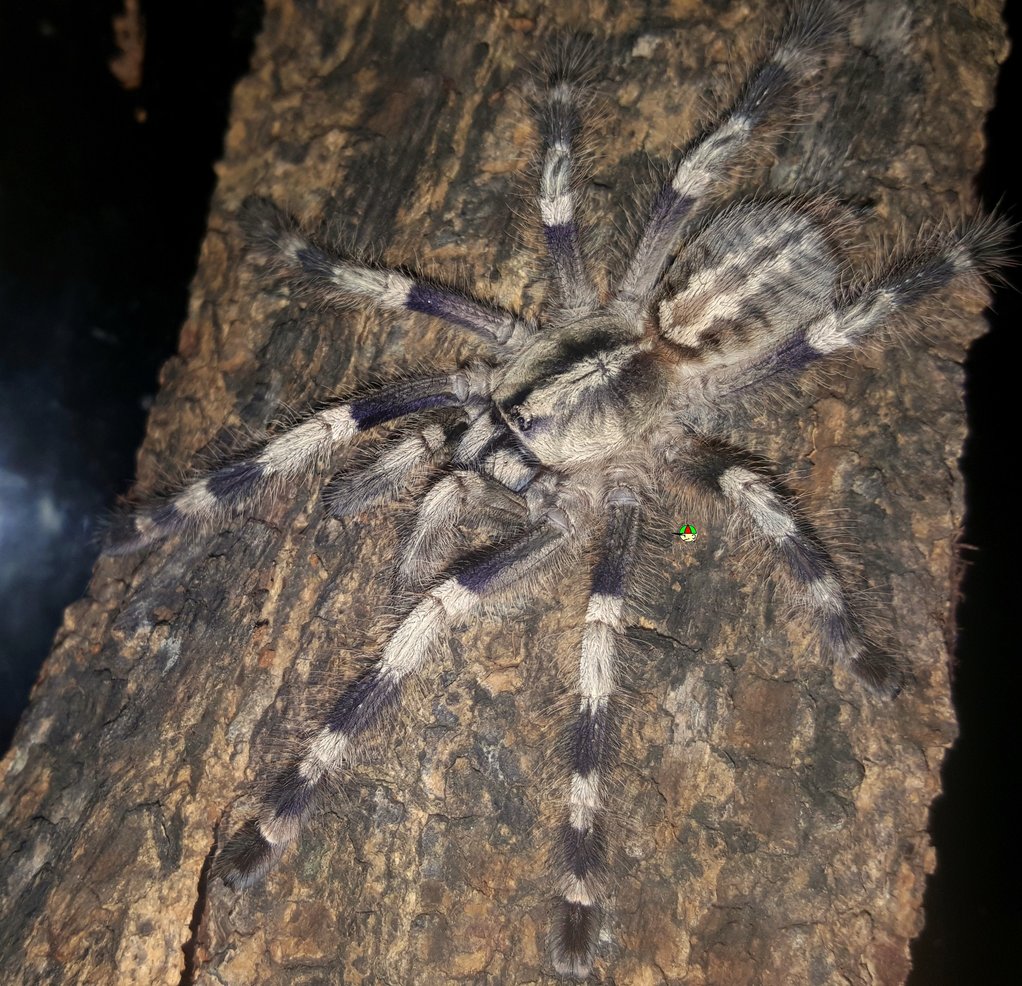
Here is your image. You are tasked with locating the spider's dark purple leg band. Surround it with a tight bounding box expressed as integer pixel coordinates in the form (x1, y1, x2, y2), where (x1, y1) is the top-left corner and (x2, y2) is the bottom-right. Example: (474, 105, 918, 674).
(244, 201, 535, 347)
(536, 65, 598, 314)
(552, 483, 639, 979)
(215, 517, 569, 891)
(402, 281, 530, 345)
(616, 183, 695, 298)
(710, 328, 829, 403)
(616, 4, 831, 303)
(672, 441, 902, 698)
(215, 662, 402, 890)
(346, 376, 471, 429)
(105, 374, 479, 554)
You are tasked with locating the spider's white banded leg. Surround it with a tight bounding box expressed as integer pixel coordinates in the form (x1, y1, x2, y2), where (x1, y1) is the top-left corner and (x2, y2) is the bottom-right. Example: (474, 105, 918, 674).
(616, 3, 831, 304)
(674, 442, 901, 697)
(552, 484, 640, 979)
(214, 517, 569, 890)
(804, 218, 1010, 359)
(105, 374, 477, 554)
(325, 423, 449, 518)
(534, 61, 598, 314)
(245, 202, 535, 348)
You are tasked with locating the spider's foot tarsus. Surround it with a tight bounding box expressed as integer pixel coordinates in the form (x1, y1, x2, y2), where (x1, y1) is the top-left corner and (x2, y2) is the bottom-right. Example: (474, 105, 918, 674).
(851, 648, 904, 700)
(103, 503, 184, 556)
(551, 899, 601, 980)
(102, 513, 152, 556)
(214, 818, 280, 890)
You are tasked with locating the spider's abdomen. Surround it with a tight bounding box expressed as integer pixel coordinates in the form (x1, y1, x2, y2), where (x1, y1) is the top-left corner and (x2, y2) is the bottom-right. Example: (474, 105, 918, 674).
(658, 202, 840, 407)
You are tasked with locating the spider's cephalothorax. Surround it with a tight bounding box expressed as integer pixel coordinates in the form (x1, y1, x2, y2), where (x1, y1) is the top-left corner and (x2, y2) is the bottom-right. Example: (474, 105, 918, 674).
(492, 311, 671, 464)
(106, 3, 1002, 979)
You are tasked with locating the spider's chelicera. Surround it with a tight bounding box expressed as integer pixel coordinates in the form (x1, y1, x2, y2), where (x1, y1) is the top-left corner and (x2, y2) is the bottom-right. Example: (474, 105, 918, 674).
(107, 5, 1001, 979)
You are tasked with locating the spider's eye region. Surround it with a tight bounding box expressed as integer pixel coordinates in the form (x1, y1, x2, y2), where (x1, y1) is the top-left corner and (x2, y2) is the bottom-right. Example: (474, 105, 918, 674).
(511, 406, 532, 431)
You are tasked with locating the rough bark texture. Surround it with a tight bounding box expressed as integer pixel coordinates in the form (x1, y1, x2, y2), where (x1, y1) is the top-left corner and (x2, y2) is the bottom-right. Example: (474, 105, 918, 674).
(0, 1, 1005, 984)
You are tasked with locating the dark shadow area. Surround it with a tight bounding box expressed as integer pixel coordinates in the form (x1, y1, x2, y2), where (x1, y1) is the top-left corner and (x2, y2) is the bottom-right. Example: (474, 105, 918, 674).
(0, 0, 263, 750)
(908, 2, 1021, 984)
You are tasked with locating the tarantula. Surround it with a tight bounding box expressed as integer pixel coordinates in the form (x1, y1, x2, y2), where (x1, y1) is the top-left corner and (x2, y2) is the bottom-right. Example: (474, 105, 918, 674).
(107, 4, 1000, 979)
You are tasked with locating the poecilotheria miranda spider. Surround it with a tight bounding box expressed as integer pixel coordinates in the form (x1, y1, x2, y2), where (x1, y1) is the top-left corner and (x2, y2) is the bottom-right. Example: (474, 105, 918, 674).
(106, 2, 1004, 978)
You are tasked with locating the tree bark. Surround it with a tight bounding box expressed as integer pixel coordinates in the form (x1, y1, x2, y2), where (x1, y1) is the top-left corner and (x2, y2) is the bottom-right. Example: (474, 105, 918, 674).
(0, 1, 1005, 983)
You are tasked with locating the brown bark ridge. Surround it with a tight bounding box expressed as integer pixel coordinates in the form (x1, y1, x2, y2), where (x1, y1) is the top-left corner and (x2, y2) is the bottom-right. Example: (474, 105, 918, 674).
(0, 2, 1005, 983)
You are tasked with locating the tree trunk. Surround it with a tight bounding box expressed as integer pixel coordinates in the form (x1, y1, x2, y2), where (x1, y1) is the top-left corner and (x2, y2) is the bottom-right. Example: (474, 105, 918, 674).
(0, 1, 1004, 983)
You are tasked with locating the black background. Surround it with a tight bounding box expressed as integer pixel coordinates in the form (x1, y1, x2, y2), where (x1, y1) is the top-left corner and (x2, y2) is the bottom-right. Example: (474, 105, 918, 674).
(0, 2, 1017, 982)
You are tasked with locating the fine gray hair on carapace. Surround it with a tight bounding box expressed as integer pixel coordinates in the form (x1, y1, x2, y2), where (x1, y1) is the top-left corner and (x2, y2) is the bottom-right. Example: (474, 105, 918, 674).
(106, 0, 1007, 979)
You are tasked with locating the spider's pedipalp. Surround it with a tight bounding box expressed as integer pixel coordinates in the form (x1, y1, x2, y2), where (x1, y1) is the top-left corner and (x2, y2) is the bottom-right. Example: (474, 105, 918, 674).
(325, 423, 449, 518)
(105, 374, 478, 554)
(551, 481, 640, 979)
(398, 470, 526, 586)
(215, 517, 571, 891)
(673, 441, 902, 698)
(616, 2, 836, 305)
(450, 407, 504, 465)
(451, 407, 540, 491)
(244, 199, 536, 347)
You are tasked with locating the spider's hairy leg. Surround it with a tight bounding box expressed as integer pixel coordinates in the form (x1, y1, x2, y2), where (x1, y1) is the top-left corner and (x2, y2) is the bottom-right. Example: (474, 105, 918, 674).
(671, 441, 901, 697)
(551, 481, 639, 980)
(105, 373, 481, 554)
(244, 201, 536, 348)
(324, 423, 449, 518)
(532, 43, 599, 314)
(616, 1, 835, 303)
(214, 516, 570, 889)
(804, 216, 1012, 358)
